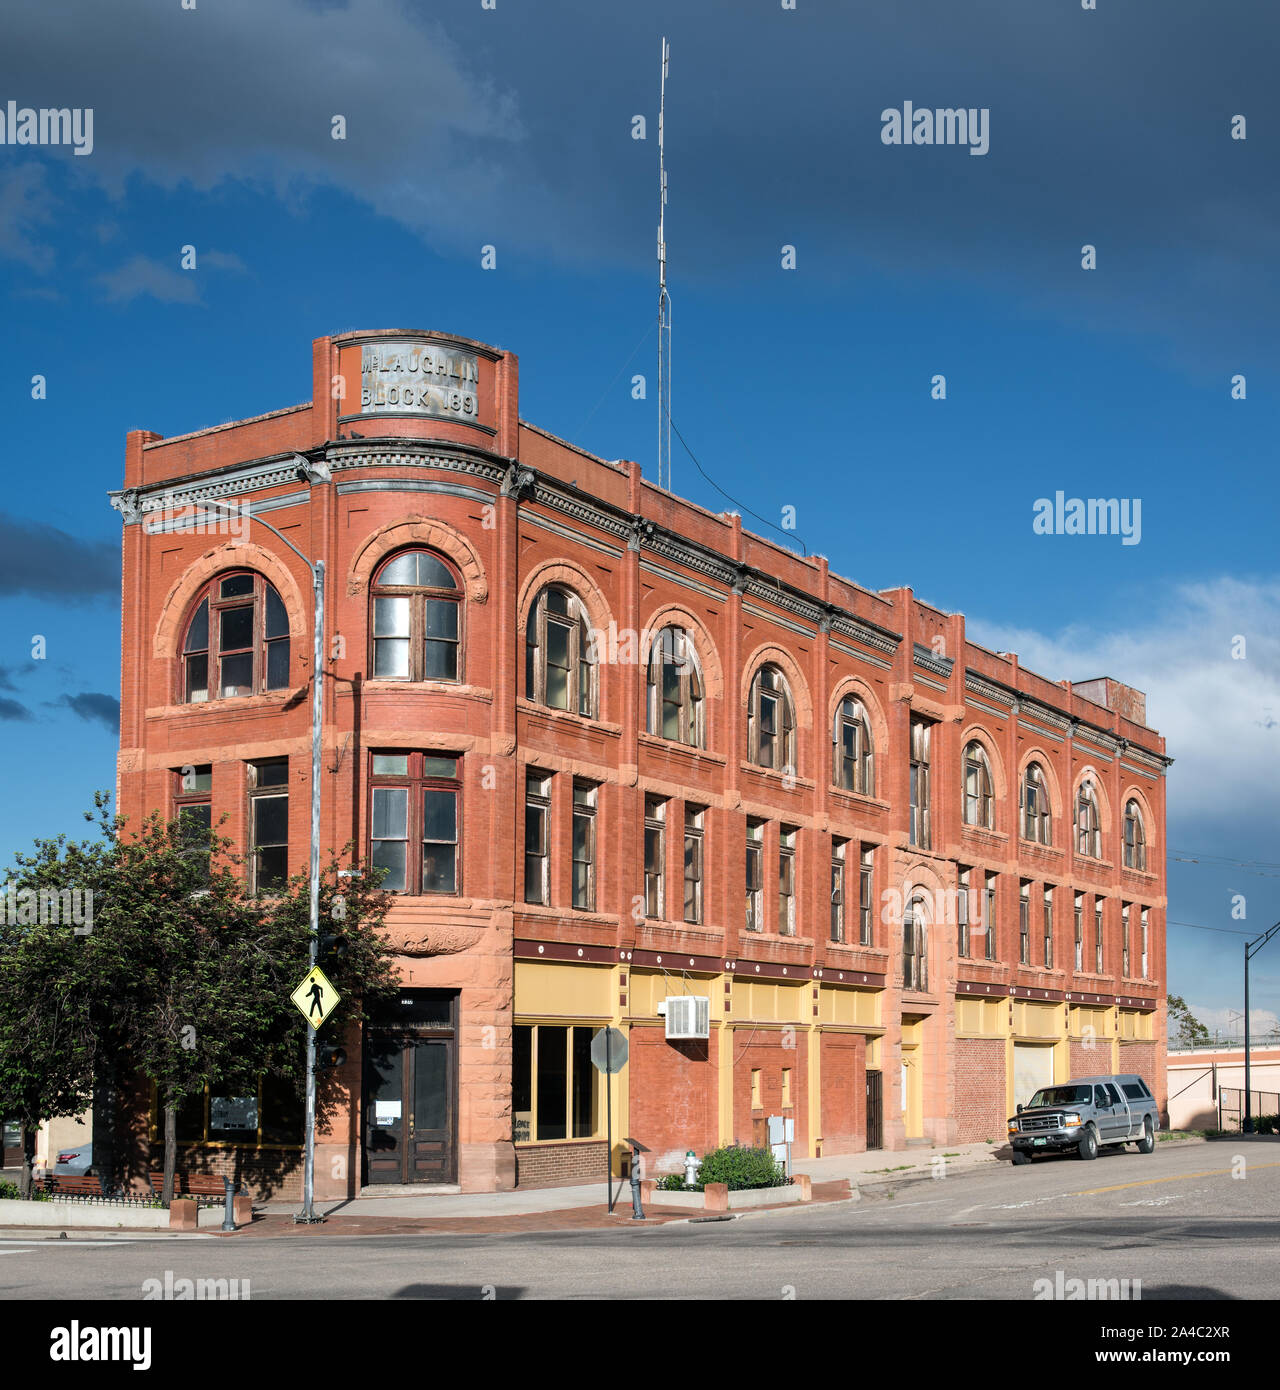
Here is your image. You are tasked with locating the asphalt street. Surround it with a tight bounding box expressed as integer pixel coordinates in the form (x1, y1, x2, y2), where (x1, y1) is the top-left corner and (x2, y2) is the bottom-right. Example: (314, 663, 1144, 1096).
(3, 1141, 1276, 1301)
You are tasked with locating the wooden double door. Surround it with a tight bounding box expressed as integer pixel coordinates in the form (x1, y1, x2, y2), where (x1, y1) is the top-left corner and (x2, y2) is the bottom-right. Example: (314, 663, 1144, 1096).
(363, 997, 458, 1185)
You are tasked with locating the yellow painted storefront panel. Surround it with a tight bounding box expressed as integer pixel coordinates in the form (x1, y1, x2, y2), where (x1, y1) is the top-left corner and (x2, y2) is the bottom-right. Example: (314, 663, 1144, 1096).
(1069, 1005, 1112, 1040)
(514, 960, 612, 1018)
(1012, 999, 1062, 1038)
(1117, 1009, 1153, 1040)
(817, 985, 880, 1027)
(957, 996, 1003, 1036)
(734, 979, 805, 1023)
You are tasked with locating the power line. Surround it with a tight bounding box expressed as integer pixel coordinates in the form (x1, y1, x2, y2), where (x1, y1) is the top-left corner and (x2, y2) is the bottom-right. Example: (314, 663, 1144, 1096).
(1170, 848, 1280, 871)
(1167, 918, 1254, 937)
(667, 412, 808, 556)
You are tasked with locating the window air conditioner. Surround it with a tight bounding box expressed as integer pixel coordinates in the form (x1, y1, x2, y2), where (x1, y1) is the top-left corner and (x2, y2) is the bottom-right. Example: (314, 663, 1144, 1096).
(664, 995, 710, 1040)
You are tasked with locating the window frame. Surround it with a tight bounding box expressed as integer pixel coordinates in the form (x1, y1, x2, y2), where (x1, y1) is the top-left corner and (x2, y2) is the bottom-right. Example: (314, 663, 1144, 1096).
(958, 868, 971, 958)
(962, 741, 994, 829)
(747, 665, 796, 774)
(524, 770, 552, 906)
(1019, 881, 1030, 965)
(745, 819, 765, 932)
(1043, 887, 1054, 969)
(526, 585, 596, 717)
(1076, 780, 1101, 859)
(859, 846, 875, 947)
(248, 758, 289, 896)
(370, 549, 462, 685)
(833, 697, 874, 795)
(647, 626, 704, 748)
(830, 837, 847, 944)
(903, 896, 928, 992)
(1022, 763, 1052, 845)
(180, 571, 290, 704)
(1123, 800, 1147, 871)
(909, 718, 932, 849)
(778, 826, 797, 937)
(683, 805, 705, 925)
(571, 781, 597, 912)
(643, 796, 666, 920)
(1074, 893, 1084, 972)
(984, 873, 998, 961)
(1094, 898, 1105, 974)
(369, 751, 462, 896)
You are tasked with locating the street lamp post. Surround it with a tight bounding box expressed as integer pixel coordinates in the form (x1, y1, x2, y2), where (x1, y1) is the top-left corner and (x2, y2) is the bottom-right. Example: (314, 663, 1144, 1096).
(199, 456, 330, 1219)
(1242, 918, 1280, 1134)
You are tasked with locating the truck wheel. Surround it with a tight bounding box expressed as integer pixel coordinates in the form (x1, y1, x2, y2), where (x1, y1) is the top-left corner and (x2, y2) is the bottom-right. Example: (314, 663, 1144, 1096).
(1077, 1127, 1099, 1161)
(1011, 1150, 1032, 1166)
(1135, 1118, 1155, 1155)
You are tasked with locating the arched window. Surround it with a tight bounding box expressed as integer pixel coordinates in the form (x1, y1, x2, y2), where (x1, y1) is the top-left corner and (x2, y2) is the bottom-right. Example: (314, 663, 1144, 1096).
(904, 895, 928, 992)
(962, 742, 994, 828)
(182, 571, 290, 702)
(833, 697, 874, 794)
(1076, 780, 1101, 858)
(525, 586, 595, 715)
(747, 665, 795, 772)
(1022, 763, 1052, 844)
(1123, 799, 1147, 870)
(646, 626, 703, 746)
(371, 550, 460, 682)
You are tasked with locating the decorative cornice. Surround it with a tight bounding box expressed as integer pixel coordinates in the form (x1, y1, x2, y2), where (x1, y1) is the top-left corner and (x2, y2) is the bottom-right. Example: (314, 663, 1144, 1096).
(913, 642, 953, 678)
(831, 614, 899, 657)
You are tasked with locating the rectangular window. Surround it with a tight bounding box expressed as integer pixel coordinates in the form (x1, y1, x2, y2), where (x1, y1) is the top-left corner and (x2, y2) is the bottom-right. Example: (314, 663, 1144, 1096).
(984, 872, 998, 961)
(909, 718, 932, 849)
(1019, 881, 1030, 965)
(249, 759, 288, 894)
(746, 819, 764, 932)
(571, 781, 596, 911)
(1074, 894, 1084, 972)
(859, 846, 874, 946)
(524, 772, 551, 905)
(644, 796, 665, 919)
(1043, 888, 1054, 969)
(1140, 908, 1149, 979)
(512, 1023, 601, 1143)
(781, 1068, 792, 1109)
(174, 765, 213, 883)
(778, 827, 797, 936)
(958, 868, 971, 958)
(1095, 898, 1105, 974)
(750, 1069, 762, 1109)
(1122, 903, 1131, 977)
(683, 805, 704, 924)
(830, 838, 847, 944)
(370, 752, 460, 895)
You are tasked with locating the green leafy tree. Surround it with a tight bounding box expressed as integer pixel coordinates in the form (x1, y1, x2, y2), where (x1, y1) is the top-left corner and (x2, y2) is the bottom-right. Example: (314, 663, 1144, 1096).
(1168, 994, 1212, 1048)
(1, 794, 399, 1205)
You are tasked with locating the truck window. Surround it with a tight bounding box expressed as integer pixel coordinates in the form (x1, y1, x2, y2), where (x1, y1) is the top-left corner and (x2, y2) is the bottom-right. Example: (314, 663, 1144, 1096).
(1122, 1083, 1145, 1101)
(1094, 1086, 1109, 1107)
(1105, 1084, 1124, 1106)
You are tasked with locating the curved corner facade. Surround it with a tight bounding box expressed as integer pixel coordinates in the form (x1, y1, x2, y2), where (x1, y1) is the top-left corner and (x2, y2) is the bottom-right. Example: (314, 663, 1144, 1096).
(111, 329, 1170, 1197)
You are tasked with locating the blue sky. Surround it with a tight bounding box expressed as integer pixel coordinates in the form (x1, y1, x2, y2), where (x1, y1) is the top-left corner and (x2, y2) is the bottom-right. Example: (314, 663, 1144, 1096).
(1, 0, 1277, 1035)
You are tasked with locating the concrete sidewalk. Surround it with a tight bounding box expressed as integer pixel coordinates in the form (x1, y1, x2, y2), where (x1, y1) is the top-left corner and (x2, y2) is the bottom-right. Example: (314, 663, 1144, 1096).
(262, 1139, 1008, 1223)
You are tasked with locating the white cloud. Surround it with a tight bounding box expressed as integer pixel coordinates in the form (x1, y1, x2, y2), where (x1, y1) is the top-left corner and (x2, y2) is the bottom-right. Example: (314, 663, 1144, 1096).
(1190, 1003, 1280, 1042)
(967, 577, 1280, 831)
(97, 255, 202, 305)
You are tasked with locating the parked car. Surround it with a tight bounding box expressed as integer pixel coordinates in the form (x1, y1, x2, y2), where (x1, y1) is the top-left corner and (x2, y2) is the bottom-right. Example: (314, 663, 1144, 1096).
(52, 1142, 93, 1176)
(1008, 1075, 1158, 1164)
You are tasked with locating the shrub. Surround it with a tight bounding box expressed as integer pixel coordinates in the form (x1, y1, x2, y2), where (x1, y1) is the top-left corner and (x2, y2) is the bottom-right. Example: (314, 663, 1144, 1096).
(0, 1180, 20, 1201)
(1252, 1114, 1279, 1136)
(657, 1173, 694, 1191)
(696, 1144, 787, 1191)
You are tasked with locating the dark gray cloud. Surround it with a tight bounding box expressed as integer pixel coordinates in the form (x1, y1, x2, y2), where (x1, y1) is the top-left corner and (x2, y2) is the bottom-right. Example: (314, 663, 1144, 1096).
(4, 0, 1277, 374)
(0, 513, 119, 598)
(0, 696, 32, 722)
(55, 692, 119, 731)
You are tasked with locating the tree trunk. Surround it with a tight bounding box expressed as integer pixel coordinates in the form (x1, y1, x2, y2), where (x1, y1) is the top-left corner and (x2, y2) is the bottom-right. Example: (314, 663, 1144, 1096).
(92, 1051, 119, 1194)
(19, 1124, 35, 1199)
(162, 1100, 177, 1207)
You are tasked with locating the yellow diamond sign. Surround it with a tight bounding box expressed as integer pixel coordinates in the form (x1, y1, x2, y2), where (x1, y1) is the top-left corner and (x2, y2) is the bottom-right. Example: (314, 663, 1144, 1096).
(291, 965, 341, 1030)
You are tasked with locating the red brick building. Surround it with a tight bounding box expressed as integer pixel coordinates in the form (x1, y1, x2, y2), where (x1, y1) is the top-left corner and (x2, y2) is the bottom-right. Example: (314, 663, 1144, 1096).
(110, 329, 1169, 1196)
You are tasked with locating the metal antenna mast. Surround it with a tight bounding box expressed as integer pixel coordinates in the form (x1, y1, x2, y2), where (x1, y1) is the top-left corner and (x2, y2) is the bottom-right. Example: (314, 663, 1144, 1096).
(657, 36, 671, 490)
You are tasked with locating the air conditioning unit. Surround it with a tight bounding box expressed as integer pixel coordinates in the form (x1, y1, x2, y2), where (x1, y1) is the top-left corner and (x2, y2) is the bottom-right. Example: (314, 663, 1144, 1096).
(664, 995, 710, 1040)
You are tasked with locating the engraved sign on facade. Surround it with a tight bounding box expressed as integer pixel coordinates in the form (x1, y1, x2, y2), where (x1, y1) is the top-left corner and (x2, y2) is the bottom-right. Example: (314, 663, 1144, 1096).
(360, 340, 480, 421)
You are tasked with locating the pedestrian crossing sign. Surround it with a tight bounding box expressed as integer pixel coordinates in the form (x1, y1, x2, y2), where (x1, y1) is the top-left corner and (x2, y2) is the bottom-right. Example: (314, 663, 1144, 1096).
(291, 965, 341, 1030)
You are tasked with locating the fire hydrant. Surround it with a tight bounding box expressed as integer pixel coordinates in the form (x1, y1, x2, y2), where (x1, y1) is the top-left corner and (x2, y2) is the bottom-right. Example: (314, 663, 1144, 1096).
(684, 1150, 699, 1187)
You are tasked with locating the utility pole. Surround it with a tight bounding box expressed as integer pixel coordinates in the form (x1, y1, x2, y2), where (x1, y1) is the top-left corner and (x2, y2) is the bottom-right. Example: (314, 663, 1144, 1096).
(657, 35, 671, 491)
(1242, 918, 1280, 1133)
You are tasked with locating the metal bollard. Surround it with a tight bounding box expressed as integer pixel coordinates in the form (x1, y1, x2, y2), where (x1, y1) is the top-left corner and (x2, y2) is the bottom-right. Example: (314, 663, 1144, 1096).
(221, 1175, 236, 1232)
(630, 1142, 645, 1220)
